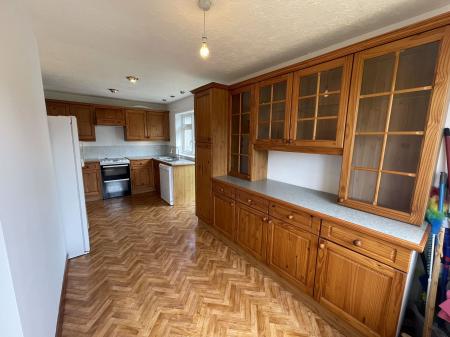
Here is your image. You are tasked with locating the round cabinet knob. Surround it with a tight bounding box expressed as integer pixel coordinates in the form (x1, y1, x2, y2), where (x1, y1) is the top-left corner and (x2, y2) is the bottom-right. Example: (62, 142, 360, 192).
(319, 243, 325, 249)
(353, 239, 362, 247)
(288, 215, 294, 220)
(338, 198, 344, 203)
(268, 220, 273, 224)
(230, 202, 234, 206)
(262, 217, 268, 222)
(220, 188, 224, 192)
(247, 199, 252, 203)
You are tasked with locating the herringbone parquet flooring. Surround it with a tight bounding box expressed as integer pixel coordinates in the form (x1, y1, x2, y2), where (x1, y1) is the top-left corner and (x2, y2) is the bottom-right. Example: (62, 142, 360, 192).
(61, 193, 344, 337)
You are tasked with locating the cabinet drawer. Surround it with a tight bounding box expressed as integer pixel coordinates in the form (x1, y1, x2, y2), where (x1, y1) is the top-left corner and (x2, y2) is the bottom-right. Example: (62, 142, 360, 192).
(269, 201, 318, 234)
(320, 221, 411, 272)
(213, 181, 235, 199)
(83, 161, 100, 171)
(236, 190, 269, 213)
(131, 159, 152, 168)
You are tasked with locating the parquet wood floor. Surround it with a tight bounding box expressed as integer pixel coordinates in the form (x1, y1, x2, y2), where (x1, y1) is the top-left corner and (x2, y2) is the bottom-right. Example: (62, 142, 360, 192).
(61, 193, 344, 337)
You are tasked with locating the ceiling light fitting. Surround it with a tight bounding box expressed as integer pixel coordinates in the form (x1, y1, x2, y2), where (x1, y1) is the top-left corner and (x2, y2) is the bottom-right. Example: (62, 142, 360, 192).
(198, 0, 211, 59)
(108, 88, 119, 93)
(126, 76, 139, 84)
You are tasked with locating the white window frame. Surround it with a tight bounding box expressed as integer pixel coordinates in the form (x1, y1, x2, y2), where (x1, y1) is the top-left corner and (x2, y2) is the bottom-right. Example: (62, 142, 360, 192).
(176, 111, 195, 157)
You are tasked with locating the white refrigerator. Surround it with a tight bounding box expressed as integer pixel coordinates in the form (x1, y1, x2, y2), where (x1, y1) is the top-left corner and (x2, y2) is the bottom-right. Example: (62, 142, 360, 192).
(48, 116, 90, 258)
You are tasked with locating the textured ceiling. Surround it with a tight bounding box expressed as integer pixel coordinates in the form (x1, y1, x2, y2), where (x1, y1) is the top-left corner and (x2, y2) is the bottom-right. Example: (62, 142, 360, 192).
(26, 0, 450, 103)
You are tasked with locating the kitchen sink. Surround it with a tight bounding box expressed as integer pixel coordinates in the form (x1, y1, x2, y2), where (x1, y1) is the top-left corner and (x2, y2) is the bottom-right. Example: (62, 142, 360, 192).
(157, 156, 178, 162)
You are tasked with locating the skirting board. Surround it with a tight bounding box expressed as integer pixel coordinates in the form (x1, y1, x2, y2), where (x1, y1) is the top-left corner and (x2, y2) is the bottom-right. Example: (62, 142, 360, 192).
(55, 255, 69, 337)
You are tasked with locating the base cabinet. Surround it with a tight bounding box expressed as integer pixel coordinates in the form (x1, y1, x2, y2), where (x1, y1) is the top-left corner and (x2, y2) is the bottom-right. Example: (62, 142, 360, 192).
(235, 203, 268, 261)
(268, 219, 318, 295)
(314, 239, 406, 337)
(131, 160, 154, 194)
(82, 162, 102, 201)
(213, 193, 235, 240)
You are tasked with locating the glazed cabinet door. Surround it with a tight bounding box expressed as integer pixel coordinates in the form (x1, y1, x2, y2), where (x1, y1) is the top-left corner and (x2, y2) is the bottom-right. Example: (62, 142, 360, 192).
(290, 56, 352, 149)
(235, 203, 268, 261)
(213, 193, 235, 240)
(195, 143, 212, 224)
(69, 104, 96, 141)
(339, 27, 450, 224)
(267, 219, 318, 295)
(195, 91, 212, 143)
(125, 109, 147, 140)
(315, 239, 406, 337)
(255, 74, 293, 145)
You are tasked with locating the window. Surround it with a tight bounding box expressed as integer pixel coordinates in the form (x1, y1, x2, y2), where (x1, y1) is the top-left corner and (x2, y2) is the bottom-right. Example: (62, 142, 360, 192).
(176, 111, 195, 156)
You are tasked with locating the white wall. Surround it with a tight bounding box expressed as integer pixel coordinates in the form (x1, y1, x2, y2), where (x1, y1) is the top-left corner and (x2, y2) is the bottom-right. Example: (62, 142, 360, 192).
(168, 95, 195, 147)
(0, 1, 67, 337)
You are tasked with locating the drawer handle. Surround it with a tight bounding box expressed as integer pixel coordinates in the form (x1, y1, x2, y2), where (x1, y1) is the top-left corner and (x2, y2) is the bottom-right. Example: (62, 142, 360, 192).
(247, 199, 252, 203)
(287, 215, 294, 220)
(353, 239, 362, 247)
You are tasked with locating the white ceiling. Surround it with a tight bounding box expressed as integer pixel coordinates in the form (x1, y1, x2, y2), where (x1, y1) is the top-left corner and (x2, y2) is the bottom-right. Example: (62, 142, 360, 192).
(26, 0, 450, 103)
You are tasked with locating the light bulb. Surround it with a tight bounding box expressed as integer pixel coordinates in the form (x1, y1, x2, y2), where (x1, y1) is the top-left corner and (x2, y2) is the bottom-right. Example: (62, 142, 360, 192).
(200, 41, 209, 59)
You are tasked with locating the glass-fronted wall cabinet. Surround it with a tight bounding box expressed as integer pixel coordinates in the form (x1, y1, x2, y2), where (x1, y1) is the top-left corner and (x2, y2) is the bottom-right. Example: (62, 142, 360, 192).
(339, 27, 450, 225)
(230, 86, 252, 178)
(290, 56, 353, 149)
(255, 74, 293, 145)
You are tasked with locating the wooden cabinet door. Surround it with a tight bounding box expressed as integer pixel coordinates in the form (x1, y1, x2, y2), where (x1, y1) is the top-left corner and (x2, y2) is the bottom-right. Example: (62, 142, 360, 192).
(267, 219, 318, 295)
(235, 203, 268, 261)
(82, 163, 102, 201)
(46, 101, 68, 116)
(255, 74, 293, 145)
(153, 160, 161, 194)
(69, 104, 95, 141)
(131, 163, 154, 194)
(339, 28, 450, 224)
(195, 91, 212, 143)
(195, 143, 212, 224)
(290, 56, 352, 149)
(213, 193, 235, 240)
(148, 112, 169, 140)
(125, 109, 147, 140)
(315, 239, 406, 337)
(95, 107, 125, 126)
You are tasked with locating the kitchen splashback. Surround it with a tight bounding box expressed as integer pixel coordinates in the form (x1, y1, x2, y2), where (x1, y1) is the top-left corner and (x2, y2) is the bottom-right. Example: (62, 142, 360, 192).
(81, 145, 173, 160)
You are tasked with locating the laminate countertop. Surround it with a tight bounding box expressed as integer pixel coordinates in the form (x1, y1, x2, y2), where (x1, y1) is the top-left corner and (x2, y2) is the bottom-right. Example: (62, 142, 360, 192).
(215, 176, 429, 251)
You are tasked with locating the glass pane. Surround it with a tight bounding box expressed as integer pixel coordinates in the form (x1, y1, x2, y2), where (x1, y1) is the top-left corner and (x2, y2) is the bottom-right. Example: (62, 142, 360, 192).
(241, 113, 250, 134)
(396, 41, 439, 90)
(298, 97, 316, 119)
(316, 119, 337, 140)
(378, 174, 414, 212)
(271, 121, 284, 139)
(361, 53, 395, 95)
(320, 67, 343, 93)
(240, 156, 249, 175)
(297, 120, 314, 140)
(232, 94, 240, 115)
(232, 115, 240, 134)
(318, 94, 340, 117)
(273, 81, 287, 101)
(259, 85, 271, 104)
(389, 91, 430, 132)
(349, 170, 377, 203)
(272, 102, 285, 121)
(230, 155, 238, 172)
(300, 74, 317, 96)
(259, 104, 270, 122)
(231, 135, 239, 154)
(240, 135, 249, 155)
(383, 135, 422, 173)
(356, 96, 389, 132)
(352, 136, 383, 168)
(258, 123, 269, 140)
(242, 91, 251, 113)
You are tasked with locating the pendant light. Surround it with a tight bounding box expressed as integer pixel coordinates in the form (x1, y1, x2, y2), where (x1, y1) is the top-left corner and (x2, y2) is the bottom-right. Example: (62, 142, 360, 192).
(198, 0, 211, 59)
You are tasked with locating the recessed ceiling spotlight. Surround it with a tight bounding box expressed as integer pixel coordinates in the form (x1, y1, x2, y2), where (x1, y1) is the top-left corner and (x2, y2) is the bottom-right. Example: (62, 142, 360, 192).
(170, 95, 175, 98)
(180, 90, 186, 94)
(126, 76, 139, 84)
(162, 99, 167, 102)
(108, 88, 119, 93)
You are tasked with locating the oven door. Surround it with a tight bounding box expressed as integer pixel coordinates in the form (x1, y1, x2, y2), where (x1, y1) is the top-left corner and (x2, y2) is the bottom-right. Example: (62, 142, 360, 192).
(101, 164, 131, 199)
(101, 164, 129, 181)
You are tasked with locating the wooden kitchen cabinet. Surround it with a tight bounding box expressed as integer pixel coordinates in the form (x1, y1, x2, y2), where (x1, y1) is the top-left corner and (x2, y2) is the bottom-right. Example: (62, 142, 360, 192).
(82, 161, 102, 201)
(125, 109, 170, 141)
(130, 160, 154, 194)
(69, 104, 96, 141)
(235, 203, 268, 261)
(290, 56, 352, 149)
(196, 142, 213, 224)
(314, 239, 406, 337)
(95, 106, 125, 126)
(255, 74, 293, 145)
(339, 27, 450, 224)
(213, 193, 235, 240)
(46, 100, 68, 116)
(267, 219, 318, 295)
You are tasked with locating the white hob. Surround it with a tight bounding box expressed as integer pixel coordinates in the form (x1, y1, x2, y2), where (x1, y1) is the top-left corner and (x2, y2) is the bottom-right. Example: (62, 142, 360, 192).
(99, 157, 130, 166)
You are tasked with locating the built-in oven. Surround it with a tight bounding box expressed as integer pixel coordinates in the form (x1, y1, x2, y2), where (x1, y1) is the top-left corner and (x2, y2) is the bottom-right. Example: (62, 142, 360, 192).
(100, 158, 131, 199)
